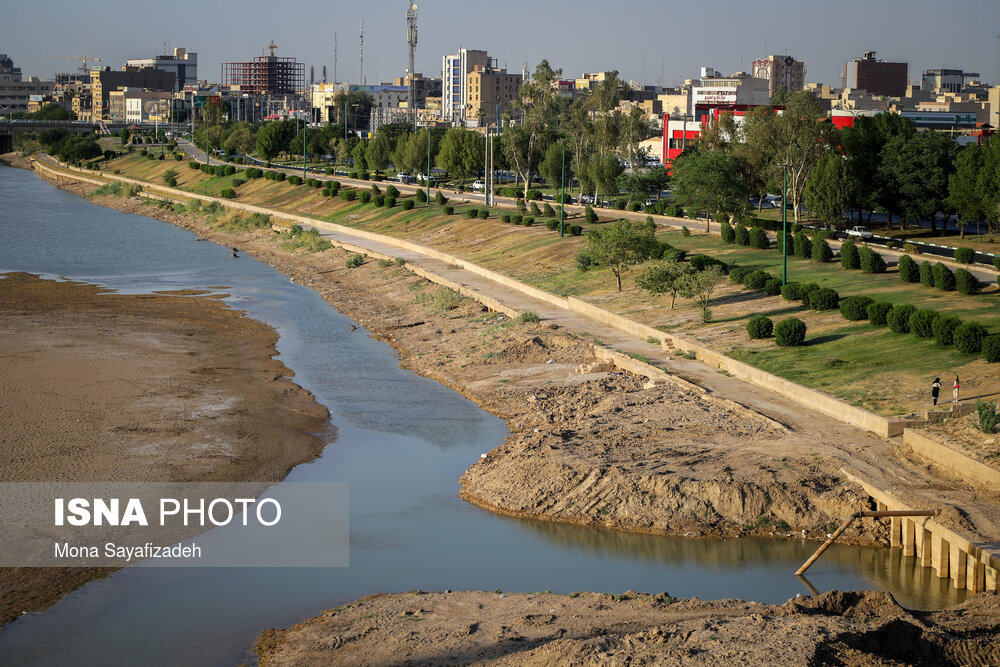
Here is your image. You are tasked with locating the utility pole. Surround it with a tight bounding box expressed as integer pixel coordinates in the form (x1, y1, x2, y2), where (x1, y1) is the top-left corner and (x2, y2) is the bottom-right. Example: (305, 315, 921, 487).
(359, 19, 365, 85)
(406, 2, 418, 131)
(334, 33, 338, 84)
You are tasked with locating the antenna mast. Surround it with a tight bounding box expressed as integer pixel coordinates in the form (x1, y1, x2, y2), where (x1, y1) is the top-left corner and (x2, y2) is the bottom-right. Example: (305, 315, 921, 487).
(406, 2, 419, 129)
(359, 19, 365, 85)
(334, 33, 338, 84)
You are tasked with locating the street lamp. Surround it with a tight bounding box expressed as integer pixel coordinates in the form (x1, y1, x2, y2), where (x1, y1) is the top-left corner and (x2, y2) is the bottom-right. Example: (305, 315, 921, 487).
(779, 162, 791, 285)
(559, 141, 566, 237)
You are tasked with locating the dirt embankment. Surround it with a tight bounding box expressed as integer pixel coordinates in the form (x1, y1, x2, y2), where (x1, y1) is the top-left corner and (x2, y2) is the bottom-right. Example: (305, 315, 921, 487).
(254, 589, 1000, 666)
(0, 271, 331, 627)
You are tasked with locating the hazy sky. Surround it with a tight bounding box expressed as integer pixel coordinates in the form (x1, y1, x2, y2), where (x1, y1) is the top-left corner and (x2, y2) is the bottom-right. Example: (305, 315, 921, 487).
(5, 0, 999, 88)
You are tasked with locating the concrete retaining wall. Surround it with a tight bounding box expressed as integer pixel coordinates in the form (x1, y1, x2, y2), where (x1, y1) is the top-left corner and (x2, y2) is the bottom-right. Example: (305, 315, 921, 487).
(903, 429, 1000, 489)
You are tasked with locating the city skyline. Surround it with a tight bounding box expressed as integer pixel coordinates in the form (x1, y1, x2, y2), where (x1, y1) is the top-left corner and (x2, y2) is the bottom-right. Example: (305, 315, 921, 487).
(4, 0, 999, 90)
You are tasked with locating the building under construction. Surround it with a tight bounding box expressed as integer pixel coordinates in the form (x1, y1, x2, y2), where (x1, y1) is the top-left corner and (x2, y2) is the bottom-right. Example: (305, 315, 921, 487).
(221, 45, 304, 95)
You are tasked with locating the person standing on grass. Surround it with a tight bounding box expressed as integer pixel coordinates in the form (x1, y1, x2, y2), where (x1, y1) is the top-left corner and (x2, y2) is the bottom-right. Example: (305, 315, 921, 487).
(931, 378, 941, 406)
(953, 375, 960, 403)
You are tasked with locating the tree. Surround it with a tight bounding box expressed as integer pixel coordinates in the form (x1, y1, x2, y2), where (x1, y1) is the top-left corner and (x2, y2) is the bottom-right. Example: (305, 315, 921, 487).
(400, 128, 437, 174)
(436, 127, 483, 181)
(977, 137, 1000, 241)
(255, 120, 295, 163)
(635, 257, 689, 309)
(539, 141, 571, 189)
(841, 113, 914, 224)
(678, 265, 726, 322)
(670, 149, 750, 229)
(617, 166, 669, 203)
(365, 129, 393, 171)
(805, 152, 853, 229)
(771, 91, 832, 223)
(947, 144, 986, 239)
(584, 219, 660, 290)
(502, 60, 562, 197)
(224, 123, 257, 157)
(880, 131, 957, 232)
(351, 140, 368, 173)
(333, 90, 375, 131)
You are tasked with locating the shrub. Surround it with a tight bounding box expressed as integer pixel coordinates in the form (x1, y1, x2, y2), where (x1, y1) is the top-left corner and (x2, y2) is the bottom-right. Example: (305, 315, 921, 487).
(858, 246, 887, 273)
(512, 215, 523, 224)
(545, 219, 558, 231)
(570, 225, 583, 236)
(543, 202, 555, 217)
(615, 197, 627, 210)
(982, 336, 1000, 363)
(573, 251, 594, 270)
(220, 188, 236, 199)
(994, 256, 1000, 272)
(443, 205, 454, 215)
(188, 160, 201, 170)
(585, 206, 597, 224)
(839, 240, 859, 269)
(793, 231, 812, 258)
(466, 208, 478, 218)
(327, 181, 340, 195)
(749, 227, 770, 250)
(523, 216, 535, 226)
(886, 304, 916, 334)
(374, 195, 385, 207)
(908, 309, 939, 338)
(274, 171, 286, 181)
(953, 322, 987, 354)
(524, 189, 542, 201)
(516, 199, 527, 212)
(775, 318, 807, 346)
(917, 261, 934, 286)
(747, 315, 774, 339)
(371, 183, 382, 196)
(288, 175, 302, 186)
(764, 278, 783, 296)
(435, 191, 448, 205)
(306, 178, 320, 188)
(681, 225, 691, 237)
(224, 165, 236, 176)
(415, 189, 427, 203)
(359, 191, 372, 204)
(954, 247, 975, 264)
(735, 225, 750, 246)
(745, 270, 771, 290)
(663, 247, 686, 262)
(341, 190, 357, 201)
(720, 220, 735, 243)
(898, 254, 920, 282)
(478, 208, 489, 219)
(933, 262, 956, 291)
(529, 201, 541, 216)
(324, 167, 334, 175)
(976, 399, 1000, 432)
(689, 254, 726, 272)
(807, 288, 839, 311)
(904, 242, 920, 255)
(811, 239, 833, 263)
(345, 254, 364, 269)
(385, 196, 396, 208)
(867, 302, 893, 326)
(501, 214, 511, 223)
(781, 283, 803, 301)
(932, 315, 962, 346)
(840, 296, 874, 321)
(402, 199, 415, 210)
(955, 268, 982, 295)
(778, 232, 793, 256)
(386, 184, 399, 198)
(729, 266, 752, 283)
(628, 201, 641, 212)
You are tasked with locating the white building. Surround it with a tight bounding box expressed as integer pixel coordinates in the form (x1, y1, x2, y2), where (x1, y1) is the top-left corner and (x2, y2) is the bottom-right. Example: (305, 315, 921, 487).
(690, 70, 770, 114)
(441, 48, 487, 125)
(125, 47, 197, 92)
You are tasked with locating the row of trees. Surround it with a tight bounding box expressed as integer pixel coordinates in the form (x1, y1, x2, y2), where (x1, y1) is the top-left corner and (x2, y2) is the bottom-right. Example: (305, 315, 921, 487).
(670, 90, 1000, 237)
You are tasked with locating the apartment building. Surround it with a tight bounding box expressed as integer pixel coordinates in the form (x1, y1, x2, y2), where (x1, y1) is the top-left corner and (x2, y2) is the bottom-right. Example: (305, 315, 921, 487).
(466, 64, 521, 125)
(442, 48, 487, 125)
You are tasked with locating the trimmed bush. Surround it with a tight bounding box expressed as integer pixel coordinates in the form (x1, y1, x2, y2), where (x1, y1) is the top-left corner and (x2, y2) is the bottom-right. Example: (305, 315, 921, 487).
(735, 225, 750, 246)
(749, 227, 770, 250)
(867, 302, 893, 326)
(982, 335, 1000, 363)
(955, 268, 981, 295)
(435, 191, 448, 205)
(512, 215, 523, 224)
(793, 231, 811, 258)
(721, 220, 735, 243)
(220, 188, 236, 199)
(919, 261, 934, 286)
(681, 225, 691, 237)
(689, 254, 726, 273)
(908, 309, 939, 338)
(288, 175, 302, 186)
(729, 267, 752, 284)
(545, 219, 559, 231)
(840, 296, 874, 321)
(663, 247, 686, 262)
(443, 205, 454, 215)
(954, 247, 975, 264)
(775, 318, 807, 346)
(374, 195, 385, 207)
(402, 199, 415, 210)
(954, 322, 987, 354)
(839, 240, 860, 269)
(615, 197, 627, 210)
(570, 225, 583, 236)
(479, 208, 490, 219)
(763, 277, 782, 296)
(466, 208, 478, 218)
(898, 254, 919, 282)
(811, 239, 833, 263)
(807, 288, 840, 311)
(415, 189, 427, 203)
(745, 270, 771, 290)
(933, 262, 956, 291)
(585, 206, 597, 224)
(526, 189, 543, 201)
(359, 191, 372, 204)
(932, 315, 961, 346)
(994, 256, 1000, 272)
(385, 184, 400, 198)
(188, 160, 201, 170)
(529, 201, 541, 216)
(341, 190, 357, 201)
(502, 214, 511, 223)
(781, 282, 803, 301)
(747, 315, 774, 339)
(858, 246, 887, 273)
(886, 304, 916, 334)
(779, 232, 793, 256)
(371, 184, 382, 196)
(385, 196, 396, 208)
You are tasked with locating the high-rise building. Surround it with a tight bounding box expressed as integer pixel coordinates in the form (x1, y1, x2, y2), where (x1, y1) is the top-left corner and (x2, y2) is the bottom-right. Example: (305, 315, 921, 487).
(441, 48, 487, 125)
(0, 54, 53, 114)
(844, 51, 907, 97)
(752, 55, 805, 97)
(921, 68, 980, 95)
(221, 54, 304, 96)
(89, 67, 175, 120)
(125, 47, 198, 92)
(466, 63, 520, 125)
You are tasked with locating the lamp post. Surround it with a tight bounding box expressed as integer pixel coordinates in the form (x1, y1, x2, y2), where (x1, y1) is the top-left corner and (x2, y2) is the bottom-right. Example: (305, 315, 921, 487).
(559, 141, 566, 237)
(780, 162, 791, 285)
(426, 127, 431, 206)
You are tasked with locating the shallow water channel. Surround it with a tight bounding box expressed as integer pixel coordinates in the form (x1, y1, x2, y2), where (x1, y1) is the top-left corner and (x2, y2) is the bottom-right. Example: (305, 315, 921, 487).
(0, 166, 967, 666)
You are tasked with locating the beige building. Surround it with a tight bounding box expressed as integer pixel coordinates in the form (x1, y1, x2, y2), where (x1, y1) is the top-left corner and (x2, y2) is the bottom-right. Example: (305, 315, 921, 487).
(109, 88, 172, 123)
(752, 55, 806, 97)
(990, 86, 1000, 131)
(466, 65, 520, 125)
(89, 67, 175, 120)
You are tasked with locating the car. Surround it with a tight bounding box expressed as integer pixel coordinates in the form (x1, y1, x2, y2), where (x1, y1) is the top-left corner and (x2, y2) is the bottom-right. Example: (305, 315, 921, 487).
(578, 194, 594, 205)
(846, 226, 874, 240)
(396, 172, 411, 183)
(471, 180, 484, 191)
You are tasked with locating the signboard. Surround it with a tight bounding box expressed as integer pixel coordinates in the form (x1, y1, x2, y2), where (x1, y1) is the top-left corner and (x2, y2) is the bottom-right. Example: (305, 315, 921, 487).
(193, 95, 207, 108)
(900, 111, 978, 126)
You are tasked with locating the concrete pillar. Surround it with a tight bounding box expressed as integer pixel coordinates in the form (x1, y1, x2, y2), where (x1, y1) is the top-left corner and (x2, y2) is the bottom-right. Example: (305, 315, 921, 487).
(890, 517, 901, 548)
(951, 545, 967, 589)
(876, 502, 887, 512)
(932, 537, 950, 578)
(919, 527, 932, 567)
(970, 560, 985, 594)
(902, 519, 916, 557)
(986, 563, 998, 593)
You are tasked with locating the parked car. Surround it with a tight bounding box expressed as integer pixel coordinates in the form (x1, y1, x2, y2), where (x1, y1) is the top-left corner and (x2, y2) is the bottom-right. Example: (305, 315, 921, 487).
(846, 225, 874, 240)
(471, 180, 484, 191)
(578, 194, 594, 205)
(396, 172, 411, 183)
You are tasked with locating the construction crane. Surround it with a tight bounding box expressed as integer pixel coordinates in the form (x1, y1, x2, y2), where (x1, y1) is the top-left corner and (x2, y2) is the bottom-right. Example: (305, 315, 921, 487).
(267, 41, 278, 57)
(51, 55, 101, 74)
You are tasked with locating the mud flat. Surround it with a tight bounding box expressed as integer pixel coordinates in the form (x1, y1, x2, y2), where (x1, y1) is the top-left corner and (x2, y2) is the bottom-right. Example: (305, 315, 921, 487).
(0, 272, 331, 627)
(254, 589, 1000, 666)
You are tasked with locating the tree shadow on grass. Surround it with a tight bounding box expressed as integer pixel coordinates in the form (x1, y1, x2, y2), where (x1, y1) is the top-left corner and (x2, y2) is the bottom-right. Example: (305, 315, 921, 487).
(807, 333, 849, 346)
(713, 304, 805, 323)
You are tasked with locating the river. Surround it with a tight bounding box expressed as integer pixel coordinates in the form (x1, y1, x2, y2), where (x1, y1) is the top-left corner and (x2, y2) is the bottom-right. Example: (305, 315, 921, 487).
(0, 165, 967, 666)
